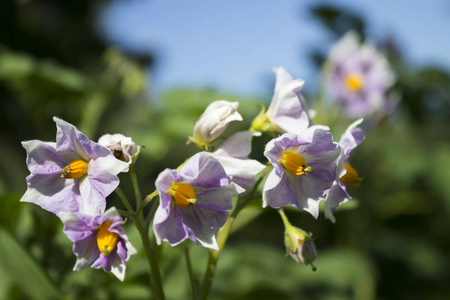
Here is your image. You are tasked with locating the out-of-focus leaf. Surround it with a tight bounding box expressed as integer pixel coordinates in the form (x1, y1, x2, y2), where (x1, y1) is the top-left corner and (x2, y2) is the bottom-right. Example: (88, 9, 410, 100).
(208, 243, 376, 300)
(0, 49, 88, 92)
(0, 194, 22, 233)
(0, 51, 35, 79)
(430, 144, 450, 211)
(37, 60, 88, 91)
(0, 227, 62, 300)
(231, 204, 264, 233)
(0, 259, 13, 299)
(309, 4, 366, 38)
(112, 284, 152, 299)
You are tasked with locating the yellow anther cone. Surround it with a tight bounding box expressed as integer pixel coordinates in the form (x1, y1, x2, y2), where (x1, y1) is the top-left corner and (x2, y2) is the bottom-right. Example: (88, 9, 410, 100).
(280, 152, 311, 176)
(61, 159, 87, 179)
(97, 222, 119, 256)
(340, 163, 361, 187)
(172, 184, 197, 208)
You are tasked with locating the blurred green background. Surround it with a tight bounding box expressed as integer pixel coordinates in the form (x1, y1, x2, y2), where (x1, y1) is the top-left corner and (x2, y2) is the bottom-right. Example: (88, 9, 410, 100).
(1, 1, 450, 300)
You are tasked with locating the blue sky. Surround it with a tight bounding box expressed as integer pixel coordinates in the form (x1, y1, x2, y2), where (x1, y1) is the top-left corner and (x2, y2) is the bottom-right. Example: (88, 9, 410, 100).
(99, 0, 450, 98)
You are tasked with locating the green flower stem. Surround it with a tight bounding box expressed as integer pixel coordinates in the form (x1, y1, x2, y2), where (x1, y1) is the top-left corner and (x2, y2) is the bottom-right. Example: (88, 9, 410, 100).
(115, 187, 134, 213)
(278, 208, 292, 230)
(184, 248, 198, 300)
(116, 185, 164, 298)
(130, 167, 142, 208)
(133, 214, 165, 300)
(199, 165, 271, 300)
(136, 190, 158, 217)
(117, 209, 134, 219)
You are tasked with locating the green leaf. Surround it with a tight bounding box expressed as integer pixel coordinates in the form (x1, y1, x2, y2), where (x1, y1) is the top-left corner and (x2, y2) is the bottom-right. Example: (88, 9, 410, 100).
(0, 194, 23, 233)
(0, 51, 35, 79)
(0, 227, 62, 300)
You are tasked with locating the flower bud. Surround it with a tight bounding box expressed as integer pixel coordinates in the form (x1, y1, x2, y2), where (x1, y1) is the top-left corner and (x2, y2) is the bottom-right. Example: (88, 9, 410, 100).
(189, 100, 242, 150)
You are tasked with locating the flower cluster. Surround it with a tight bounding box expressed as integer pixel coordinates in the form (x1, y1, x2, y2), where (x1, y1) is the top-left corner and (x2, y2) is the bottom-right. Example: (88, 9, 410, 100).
(20, 31, 395, 287)
(21, 117, 138, 280)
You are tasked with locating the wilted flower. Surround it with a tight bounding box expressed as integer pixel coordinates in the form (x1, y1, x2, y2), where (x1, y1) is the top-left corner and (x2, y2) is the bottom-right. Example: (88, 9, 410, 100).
(250, 67, 311, 134)
(279, 209, 317, 270)
(98, 133, 138, 172)
(20, 117, 127, 216)
(210, 131, 266, 189)
(263, 126, 340, 218)
(189, 100, 243, 149)
(324, 119, 365, 223)
(60, 207, 137, 281)
(284, 225, 317, 270)
(153, 152, 244, 249)
(326, 31, 396, 118)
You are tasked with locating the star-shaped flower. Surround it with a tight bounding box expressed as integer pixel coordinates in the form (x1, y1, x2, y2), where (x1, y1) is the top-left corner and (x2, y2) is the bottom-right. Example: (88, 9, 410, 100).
(20, 117, 127, 216)
(153, 152, 244, 249)
(263, 126, 340, 218)
(60, 207, 137, 281)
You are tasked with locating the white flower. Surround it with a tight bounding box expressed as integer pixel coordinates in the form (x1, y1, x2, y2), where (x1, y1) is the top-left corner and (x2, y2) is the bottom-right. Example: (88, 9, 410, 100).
(190, 100, 242, 149)
(250, 67, 311, 134)
(211, 131, 266, 189)
(98, 134, 138, 172)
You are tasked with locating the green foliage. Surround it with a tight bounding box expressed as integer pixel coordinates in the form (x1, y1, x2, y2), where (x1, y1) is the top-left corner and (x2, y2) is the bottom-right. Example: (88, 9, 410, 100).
(0, 228, 62, 299)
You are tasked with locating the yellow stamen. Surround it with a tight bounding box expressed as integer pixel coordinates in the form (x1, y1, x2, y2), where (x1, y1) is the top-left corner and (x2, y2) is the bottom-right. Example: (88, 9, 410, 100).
(340, 163, 361, 187)
(279, 152, 312, 176)
(97, 222, 119, 256)
(168, 183, 197, 208)
(61, 159, 87, 179)
(345, 73, 364, 92)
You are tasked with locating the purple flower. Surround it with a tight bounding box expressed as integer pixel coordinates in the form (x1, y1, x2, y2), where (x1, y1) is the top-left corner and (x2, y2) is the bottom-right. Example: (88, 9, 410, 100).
(263, 126, 340, 218)
(326, 31, 396, 118)
(20, 117, 127, 216)
(211, 131, 266, 189)
(153, 152, 244, 249)
(324, 119, 365, 223)
(251, 67, 311, 134)
(60, 207, 137, 281)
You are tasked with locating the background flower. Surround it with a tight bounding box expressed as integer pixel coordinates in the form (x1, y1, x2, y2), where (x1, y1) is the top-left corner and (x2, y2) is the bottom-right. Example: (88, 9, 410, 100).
(326, 31, 396, 118)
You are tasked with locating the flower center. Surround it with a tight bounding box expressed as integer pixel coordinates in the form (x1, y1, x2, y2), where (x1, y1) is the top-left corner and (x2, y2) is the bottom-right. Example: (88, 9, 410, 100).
(340, 163, 361, 186)
(61, 159, 87, 179)
(113, 149, 126, 161)
(97, 221, 119, 256)
(279, 152, 312, 176)
(345, 73, 364, 92)
(168, 183, 198, 208)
